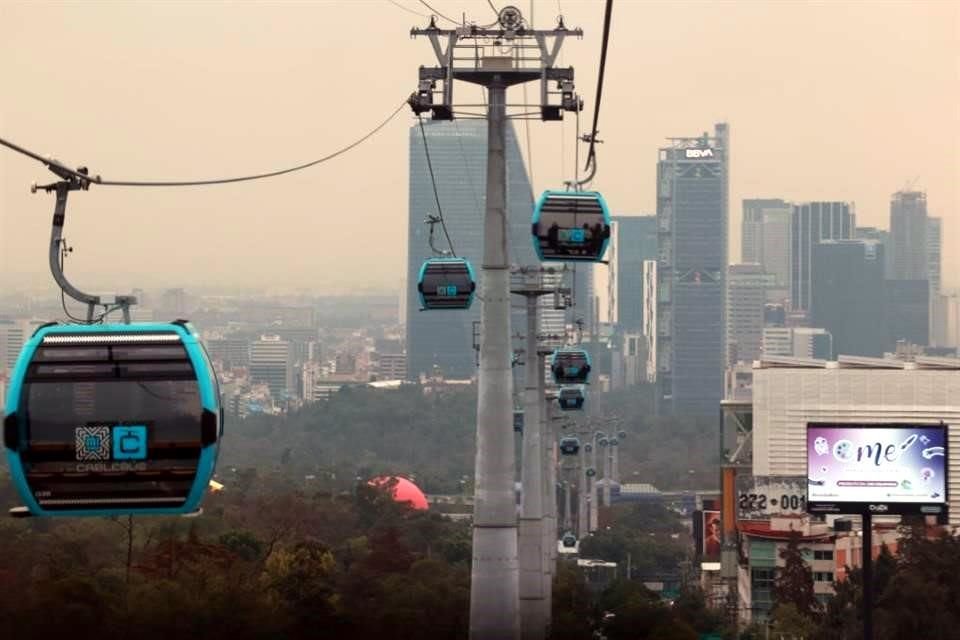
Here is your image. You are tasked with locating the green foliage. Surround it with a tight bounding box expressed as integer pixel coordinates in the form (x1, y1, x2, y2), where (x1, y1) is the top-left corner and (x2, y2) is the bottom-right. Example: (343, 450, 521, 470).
(773, 530, 820, 618)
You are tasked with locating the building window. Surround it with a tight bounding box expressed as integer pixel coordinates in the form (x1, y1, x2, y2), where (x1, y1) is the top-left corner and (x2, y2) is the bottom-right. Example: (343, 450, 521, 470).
(750, 567, 776, 611)
(814, 571, 834, 582)
(814, 550, 834, 561)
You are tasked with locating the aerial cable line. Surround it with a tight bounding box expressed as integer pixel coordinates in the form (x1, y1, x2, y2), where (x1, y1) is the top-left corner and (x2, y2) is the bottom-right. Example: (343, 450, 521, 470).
(0, 100, 407, 188)
(417, 114, 457, 257)
(417, 0, 460, 25)
(583, 0, 613, 174)
(386, 0, 431, 18)
(487, 0, 500, 18)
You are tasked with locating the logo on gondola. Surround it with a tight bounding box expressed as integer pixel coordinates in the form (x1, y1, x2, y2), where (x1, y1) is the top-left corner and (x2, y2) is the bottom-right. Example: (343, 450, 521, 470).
(113, 425, 148, 461)
(75, 426, 111, 461)
(75, 425, 148, 461)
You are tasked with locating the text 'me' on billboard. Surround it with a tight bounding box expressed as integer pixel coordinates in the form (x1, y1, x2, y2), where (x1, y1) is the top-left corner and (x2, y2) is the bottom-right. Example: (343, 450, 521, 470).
(806, 423, 948, 516)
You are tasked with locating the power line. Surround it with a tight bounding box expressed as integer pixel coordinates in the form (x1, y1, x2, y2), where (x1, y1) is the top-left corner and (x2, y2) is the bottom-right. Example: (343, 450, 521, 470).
(583, 0, 613, 173)
(417, 0, 460, 24)
(0, 101, 407, 188)
(386, 0, 430, 18)
(417, 115, 457, 257)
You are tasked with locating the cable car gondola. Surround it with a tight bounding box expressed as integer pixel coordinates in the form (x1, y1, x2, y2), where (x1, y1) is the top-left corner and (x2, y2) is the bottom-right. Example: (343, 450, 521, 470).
(531, 190, 611, 262)
(3, 322, 222, 517)
(550, 348, 592, 385)
(557, 386, 585, 411)
(417, 257, 476, 310)
(559, 436, 581, 456)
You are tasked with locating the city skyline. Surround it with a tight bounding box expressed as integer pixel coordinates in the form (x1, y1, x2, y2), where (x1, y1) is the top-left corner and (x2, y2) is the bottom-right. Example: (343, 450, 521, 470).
(1, 1, 956, 295)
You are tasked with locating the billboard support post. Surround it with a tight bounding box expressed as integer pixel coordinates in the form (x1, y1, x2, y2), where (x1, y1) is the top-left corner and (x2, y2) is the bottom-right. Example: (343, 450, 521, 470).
(862, 512, 873, 640)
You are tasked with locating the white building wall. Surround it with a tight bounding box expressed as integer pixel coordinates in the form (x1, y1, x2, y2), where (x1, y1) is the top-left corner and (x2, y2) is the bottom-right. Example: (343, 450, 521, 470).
(752, 365, 960, 526)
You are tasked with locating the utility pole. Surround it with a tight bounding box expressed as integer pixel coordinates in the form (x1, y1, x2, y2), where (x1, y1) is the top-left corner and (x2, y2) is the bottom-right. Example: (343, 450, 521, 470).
(409, 8, 581, 640)
(577, 435, 590, 538)
(512, 266, 569, 640)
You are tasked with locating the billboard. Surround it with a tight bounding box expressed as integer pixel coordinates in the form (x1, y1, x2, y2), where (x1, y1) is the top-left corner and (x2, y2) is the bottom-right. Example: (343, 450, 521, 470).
(701, 510, 721, 559)
(737, 475, 808, 520)
(806, 424, 948, 515)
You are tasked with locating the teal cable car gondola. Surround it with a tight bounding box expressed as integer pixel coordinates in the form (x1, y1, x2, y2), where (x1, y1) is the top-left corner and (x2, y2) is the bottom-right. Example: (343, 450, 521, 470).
(557, 386, 586, 411)
(417, 257, 476, 310)
(531, 190, 611, 262)
(550, 348, 592, 385)
(3, 322, 222, 517)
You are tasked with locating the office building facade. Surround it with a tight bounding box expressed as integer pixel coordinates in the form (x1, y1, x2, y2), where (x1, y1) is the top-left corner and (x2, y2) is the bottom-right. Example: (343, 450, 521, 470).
(791, 202, 855, 313)
(249, 335, 294, 399)
(927, 216, 941, 296)
(405, 120, 536, 380)
(889, 190, 928, 281)
(613, 215, 658, 332)
(656, 123, 728, 414)
(811, 240, 885, 357)
(884, 280, 929, 350)
(726, 264, 773, 365)
(741, 199, 792, 300)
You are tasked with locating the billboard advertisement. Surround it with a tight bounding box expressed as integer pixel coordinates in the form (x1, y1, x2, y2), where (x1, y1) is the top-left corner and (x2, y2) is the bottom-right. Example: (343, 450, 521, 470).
(806, 424, 948, 515)
(737, 475, 808, 520)
(701, 510, 721, 559)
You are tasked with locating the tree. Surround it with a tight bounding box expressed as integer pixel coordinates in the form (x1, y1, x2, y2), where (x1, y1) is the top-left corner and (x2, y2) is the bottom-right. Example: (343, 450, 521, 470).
(773, 531, 820, 618)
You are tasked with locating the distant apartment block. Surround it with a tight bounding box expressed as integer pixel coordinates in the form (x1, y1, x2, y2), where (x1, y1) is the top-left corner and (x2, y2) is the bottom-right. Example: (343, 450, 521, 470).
(927, 216, 942, 296)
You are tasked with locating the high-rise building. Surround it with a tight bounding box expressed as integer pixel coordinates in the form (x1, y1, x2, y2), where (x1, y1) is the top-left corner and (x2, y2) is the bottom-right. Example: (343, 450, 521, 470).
(249, 335, 293, 399)
(884, 280, 929, 350)
(726, 264, 773, 365)
(927, 216, 942, 296)
(404, 120, 536, 380)
(762, 327, 833, 359)
(854, 226, 893, 278)
(889, 190, 928, 281)
(790, 202, 855, 312)
(642, 260, 658, 383)
(613, 215, 658, 332)
(811, 240, 885, 357)
(656, 123, 728, 414)
(741, 199, 792, 300)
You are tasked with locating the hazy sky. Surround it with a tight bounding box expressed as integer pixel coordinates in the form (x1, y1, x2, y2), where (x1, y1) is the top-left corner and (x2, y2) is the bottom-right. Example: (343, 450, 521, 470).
(1, 0, 957, 297)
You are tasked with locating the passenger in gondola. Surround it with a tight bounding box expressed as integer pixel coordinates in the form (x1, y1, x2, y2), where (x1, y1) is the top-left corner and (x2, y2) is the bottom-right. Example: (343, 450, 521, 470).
(547, 221, 560, 252)
(592, 222, 606, 256)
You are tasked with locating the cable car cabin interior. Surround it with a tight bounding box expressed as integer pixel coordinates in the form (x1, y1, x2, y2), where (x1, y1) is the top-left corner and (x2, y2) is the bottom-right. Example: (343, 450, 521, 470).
(531, 191, 611, 262)
(417, 258, 476, 310)
(3, 323, 221, 517)
(551, 348, 591, 385)
(557, 386, 585, 411)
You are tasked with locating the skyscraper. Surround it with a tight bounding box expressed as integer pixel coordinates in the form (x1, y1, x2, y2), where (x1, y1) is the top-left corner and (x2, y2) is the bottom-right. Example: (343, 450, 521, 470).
(811, 240, 885, 357)
(790, 202, 855, 312)
(613, 215, 658, 332)
(884, 280, 929, 350)
(249, 335, 293, 399)
(726, 264, 773, 365)
(741, 199, 792, 300)
(656, 123, 728, 415)
(927, 216, 942, 296)
(889, 190, 928, 281)
(405, 120, 536, 380)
